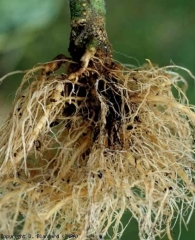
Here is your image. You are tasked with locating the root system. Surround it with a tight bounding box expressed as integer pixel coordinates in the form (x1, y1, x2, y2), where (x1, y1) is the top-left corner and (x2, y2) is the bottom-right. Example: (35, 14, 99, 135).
(0, 55, 195, 240)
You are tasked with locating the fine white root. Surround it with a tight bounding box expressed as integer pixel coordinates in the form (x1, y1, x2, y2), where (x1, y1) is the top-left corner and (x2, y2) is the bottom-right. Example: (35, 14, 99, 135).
(0, 58, 195, 240)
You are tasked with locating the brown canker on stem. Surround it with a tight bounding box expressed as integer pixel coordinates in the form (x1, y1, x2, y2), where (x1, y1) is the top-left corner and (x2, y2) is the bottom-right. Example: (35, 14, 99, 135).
(68, 0, 112, 65)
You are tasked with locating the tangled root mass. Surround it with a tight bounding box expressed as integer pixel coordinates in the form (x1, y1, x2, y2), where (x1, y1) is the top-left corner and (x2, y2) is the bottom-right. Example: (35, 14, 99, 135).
(0, 55, 195, 240)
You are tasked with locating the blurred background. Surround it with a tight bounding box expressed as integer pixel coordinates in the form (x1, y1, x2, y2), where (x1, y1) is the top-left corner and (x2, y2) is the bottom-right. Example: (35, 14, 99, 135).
(0, 0, 195, 239)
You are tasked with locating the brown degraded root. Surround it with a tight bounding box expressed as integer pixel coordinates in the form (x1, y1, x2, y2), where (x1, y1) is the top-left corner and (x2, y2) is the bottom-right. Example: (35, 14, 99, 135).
(0, 55, 195, 240)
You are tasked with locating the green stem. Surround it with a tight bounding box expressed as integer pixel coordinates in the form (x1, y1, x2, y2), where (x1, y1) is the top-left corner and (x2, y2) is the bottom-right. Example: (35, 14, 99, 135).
(68, 0, 112, 62)
(69, 0, 106, 21)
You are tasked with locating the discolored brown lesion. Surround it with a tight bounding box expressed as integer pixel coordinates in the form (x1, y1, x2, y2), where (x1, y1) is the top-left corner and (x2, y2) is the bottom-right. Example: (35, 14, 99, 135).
(42, 54, 70, 75)
(68, 0, 112, 65)
(69, 16, 112, 63)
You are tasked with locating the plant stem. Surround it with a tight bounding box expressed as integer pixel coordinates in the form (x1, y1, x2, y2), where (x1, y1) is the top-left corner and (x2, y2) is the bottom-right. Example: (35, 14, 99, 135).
(68, 0, 112, 62)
